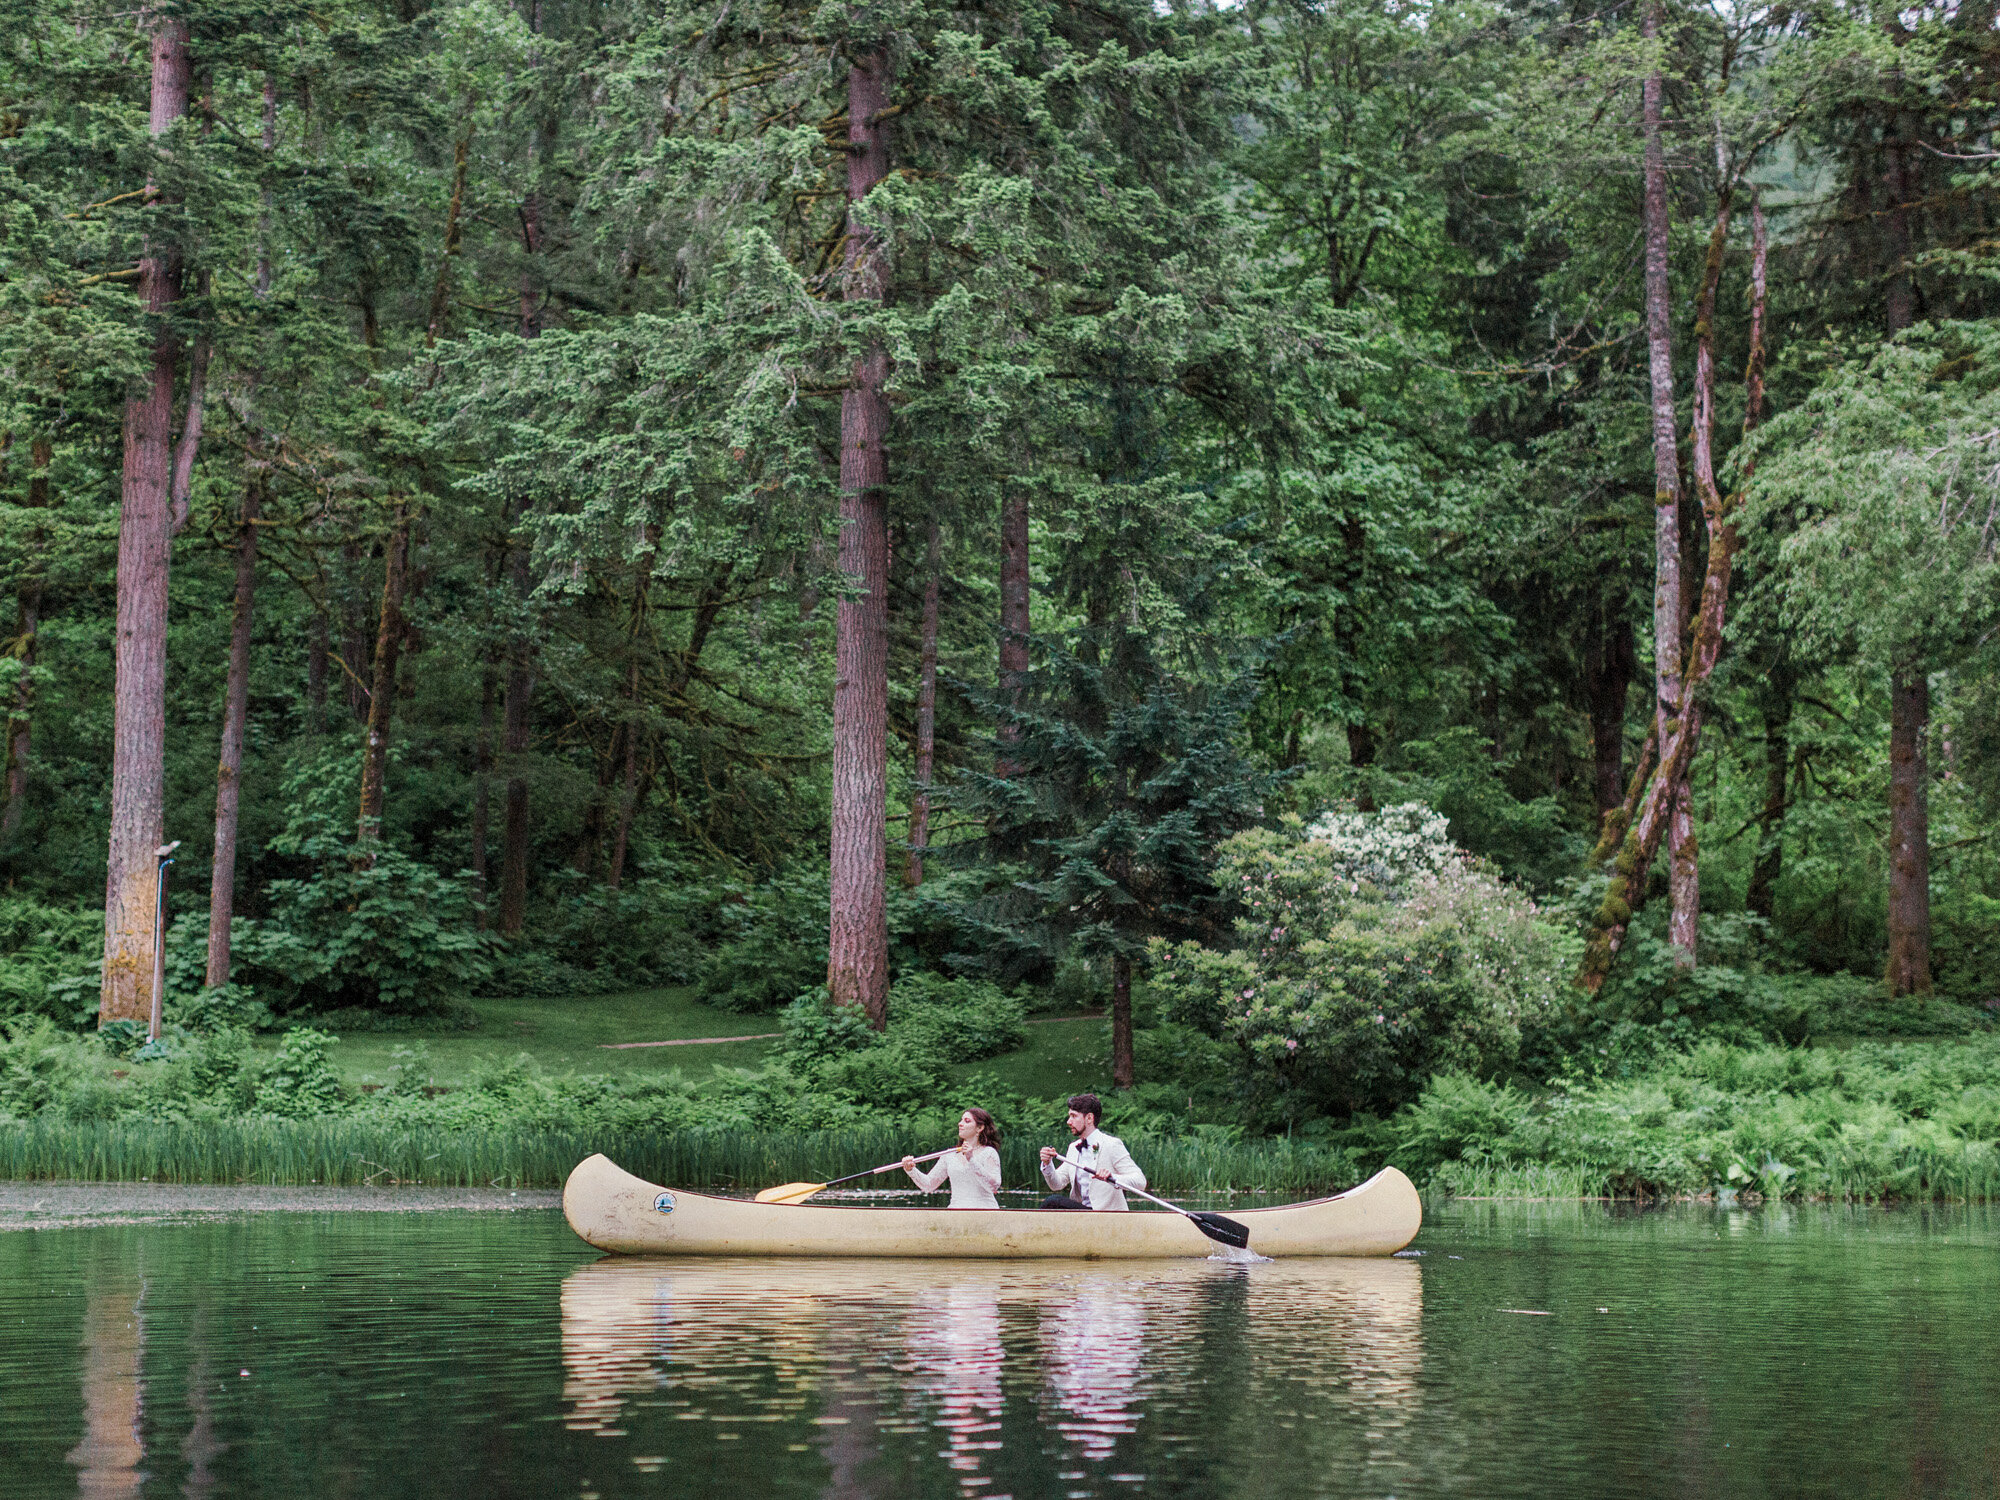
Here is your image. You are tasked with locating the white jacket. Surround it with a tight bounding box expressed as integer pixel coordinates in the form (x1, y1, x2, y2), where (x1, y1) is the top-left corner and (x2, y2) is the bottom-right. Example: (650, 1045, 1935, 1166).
(1041, 1129, 1146, 1211)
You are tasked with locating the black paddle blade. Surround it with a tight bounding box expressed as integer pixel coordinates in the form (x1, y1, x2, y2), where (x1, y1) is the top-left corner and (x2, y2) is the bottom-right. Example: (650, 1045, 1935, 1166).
(1188, 1211, 1251, 1249)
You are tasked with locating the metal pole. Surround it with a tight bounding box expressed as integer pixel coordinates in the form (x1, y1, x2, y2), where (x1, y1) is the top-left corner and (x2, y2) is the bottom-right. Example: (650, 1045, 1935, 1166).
(149, 841, 180, 1042)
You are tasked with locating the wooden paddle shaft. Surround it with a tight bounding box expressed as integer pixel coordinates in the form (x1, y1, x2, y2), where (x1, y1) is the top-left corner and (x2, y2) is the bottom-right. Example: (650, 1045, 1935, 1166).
(821, 1147, 952, 1190)
(1082, 1164, 1199, 1220)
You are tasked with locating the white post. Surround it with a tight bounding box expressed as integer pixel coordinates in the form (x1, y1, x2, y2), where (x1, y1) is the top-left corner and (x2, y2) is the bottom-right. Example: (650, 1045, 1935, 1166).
(148, 841, 179, 1041)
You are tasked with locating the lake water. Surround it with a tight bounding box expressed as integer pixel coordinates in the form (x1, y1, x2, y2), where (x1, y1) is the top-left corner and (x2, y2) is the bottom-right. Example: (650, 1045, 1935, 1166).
(2, 1194, 1996, 1498)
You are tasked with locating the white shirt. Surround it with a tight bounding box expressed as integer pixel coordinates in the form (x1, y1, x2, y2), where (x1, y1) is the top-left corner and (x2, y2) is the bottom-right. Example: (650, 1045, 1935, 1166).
(1040, 1129, 1146, 1211)
(906, 1146, 1003, 1208)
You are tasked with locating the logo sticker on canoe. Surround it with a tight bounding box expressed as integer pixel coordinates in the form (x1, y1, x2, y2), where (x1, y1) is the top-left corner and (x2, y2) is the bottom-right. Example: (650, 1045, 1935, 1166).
(653, 1192, 677, 1215)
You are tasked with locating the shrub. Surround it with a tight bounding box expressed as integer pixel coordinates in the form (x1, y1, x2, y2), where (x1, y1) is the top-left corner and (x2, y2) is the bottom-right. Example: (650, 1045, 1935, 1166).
(1152, 811, 1575, 1118)
(247, 842, 498, 1014)
(0, 1017, 101, 1118)
(888, 974, 1028, 1064)
(779, 988, 882, 1065)
(252, 1028, 347, 1117)
(0, 896, 100, 1024)
(697, 863, 832, 1013)
(1303, 801, 1457, 891)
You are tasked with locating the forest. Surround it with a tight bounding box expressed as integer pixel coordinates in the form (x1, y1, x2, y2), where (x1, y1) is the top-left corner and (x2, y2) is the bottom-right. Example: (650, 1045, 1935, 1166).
(2, 0, 1998, 1165)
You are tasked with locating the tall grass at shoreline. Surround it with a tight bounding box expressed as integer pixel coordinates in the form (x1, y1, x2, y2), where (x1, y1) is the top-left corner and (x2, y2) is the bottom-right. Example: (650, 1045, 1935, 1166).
(0, 1120, 1375, 1195)
(7, 1116, 1994, 1200)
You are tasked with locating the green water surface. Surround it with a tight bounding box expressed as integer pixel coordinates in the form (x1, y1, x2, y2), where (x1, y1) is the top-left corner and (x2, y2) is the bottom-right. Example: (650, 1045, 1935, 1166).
(2, 1199, 1995, 1498)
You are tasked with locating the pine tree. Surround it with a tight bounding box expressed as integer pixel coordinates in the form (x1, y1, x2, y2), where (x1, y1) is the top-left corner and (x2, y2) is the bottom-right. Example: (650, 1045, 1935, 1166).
(943, 628, 1282, 1087)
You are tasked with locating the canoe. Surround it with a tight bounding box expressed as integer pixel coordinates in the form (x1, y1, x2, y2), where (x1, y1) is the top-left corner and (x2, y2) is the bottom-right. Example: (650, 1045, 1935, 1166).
(561, 1152, 1423, 1258)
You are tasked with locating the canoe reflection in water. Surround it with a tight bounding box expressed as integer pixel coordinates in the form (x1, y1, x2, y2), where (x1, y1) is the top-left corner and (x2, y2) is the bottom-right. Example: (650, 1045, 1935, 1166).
(560, 1255, 1423, 1493)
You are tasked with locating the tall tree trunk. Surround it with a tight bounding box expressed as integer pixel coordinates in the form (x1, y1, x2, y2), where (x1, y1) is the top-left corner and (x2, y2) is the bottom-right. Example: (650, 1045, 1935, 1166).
(1110, 952, 1135, 1089)
(1337, 513, 1377, 808)
(1881, 136, 1932, 993)
(1741, 195, 1782, 922)
(606, 528, 661, 892)
(1584, 611, 1635, 821)
(497, 42, 547, 929)
(1638, 4, 1688, 970)
(355, 508, 409, 848)
(996, 483, 1030, 777)
(1746, 675, 1792, 922)
(1578, 187, 1767, 992)
(168, 293, 209, 538)
(2, 584, 36, 845)
(208, 73, 276, 985)
(2, 439, 49, 843)
(341, 543, 371, 725)
(306, 608, 329, 734)
(606, 676, 643, 892)
(1886, 668, 1933, 995)
(498, 534, 535, 937)
(906, 520, 941, 887)
(470, 654, 496, 923)
(204, 480, 259, 985)
(573, 722, 617, 879)
(102, 15, 191, 1027)
(825, 44, 894, 1027)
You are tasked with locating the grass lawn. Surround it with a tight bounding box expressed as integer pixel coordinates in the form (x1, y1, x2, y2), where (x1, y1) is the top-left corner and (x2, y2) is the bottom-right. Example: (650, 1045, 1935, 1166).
(300, 987, 781, 1087)
(954, 1016, 1111, 1100)
(295, 989, 1114, 1099)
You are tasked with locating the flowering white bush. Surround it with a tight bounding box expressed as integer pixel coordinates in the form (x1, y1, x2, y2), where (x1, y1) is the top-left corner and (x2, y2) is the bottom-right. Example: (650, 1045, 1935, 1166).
(1304, 801, 1455, 891)
(1151, 811, 1578, 1116)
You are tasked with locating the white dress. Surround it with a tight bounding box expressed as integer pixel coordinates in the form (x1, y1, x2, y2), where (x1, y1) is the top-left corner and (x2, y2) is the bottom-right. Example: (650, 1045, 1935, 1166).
(906, 1146, 1003, 1208)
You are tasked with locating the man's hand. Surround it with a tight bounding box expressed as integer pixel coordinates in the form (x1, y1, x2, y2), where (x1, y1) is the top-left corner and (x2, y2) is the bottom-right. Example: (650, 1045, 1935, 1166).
(1039, 1146, 1058, 1165)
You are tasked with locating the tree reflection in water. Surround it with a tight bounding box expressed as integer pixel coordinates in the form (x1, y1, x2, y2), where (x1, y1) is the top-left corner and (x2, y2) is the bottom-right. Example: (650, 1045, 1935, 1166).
(67, 1277, 146, 1500)
(559, 1255, 1424, 1493)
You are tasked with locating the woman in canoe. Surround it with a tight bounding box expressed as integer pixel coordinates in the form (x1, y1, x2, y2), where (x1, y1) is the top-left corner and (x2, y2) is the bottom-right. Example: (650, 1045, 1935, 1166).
(902, 1108, 1004, 1208)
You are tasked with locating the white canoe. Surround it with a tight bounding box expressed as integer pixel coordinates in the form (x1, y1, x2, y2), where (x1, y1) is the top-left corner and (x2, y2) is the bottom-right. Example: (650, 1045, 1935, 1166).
(561, 1153, 1423, 1258)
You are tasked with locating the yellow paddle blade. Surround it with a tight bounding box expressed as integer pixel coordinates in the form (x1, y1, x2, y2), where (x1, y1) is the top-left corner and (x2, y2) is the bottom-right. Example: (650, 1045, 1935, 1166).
(753, 1181, 826, 1204)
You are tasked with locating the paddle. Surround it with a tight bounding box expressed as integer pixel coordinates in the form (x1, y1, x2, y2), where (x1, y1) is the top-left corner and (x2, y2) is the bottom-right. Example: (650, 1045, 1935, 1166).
(1075, 1163, 1252, 1250)
(754, 1148, 955, 1204)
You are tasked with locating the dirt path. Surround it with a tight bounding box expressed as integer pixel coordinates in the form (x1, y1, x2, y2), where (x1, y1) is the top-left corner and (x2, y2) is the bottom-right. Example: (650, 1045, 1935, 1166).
(598, 1012, 1104, 1050)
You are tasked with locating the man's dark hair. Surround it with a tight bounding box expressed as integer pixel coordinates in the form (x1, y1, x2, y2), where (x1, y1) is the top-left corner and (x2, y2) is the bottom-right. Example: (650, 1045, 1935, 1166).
(1067, 1094, 1103, 1125)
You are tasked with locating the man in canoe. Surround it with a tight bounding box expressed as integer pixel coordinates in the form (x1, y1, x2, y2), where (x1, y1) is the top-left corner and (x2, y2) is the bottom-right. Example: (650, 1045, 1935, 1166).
(1038, 1094, 1146, 1210)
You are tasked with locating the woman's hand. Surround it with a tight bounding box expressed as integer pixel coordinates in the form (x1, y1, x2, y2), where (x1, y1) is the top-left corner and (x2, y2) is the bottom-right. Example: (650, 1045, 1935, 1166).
(900, 1155, 917, 1171)
(957, 1142, 974, 1158)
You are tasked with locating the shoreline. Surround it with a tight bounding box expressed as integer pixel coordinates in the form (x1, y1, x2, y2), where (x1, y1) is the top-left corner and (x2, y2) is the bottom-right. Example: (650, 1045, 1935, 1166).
(0, 1181, 562, 1231)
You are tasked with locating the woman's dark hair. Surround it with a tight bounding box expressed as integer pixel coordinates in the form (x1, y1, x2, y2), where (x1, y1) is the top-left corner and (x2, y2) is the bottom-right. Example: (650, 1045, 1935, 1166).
(1067, 1094, 1103, 1126)
(965, 1107, 1001, 1150)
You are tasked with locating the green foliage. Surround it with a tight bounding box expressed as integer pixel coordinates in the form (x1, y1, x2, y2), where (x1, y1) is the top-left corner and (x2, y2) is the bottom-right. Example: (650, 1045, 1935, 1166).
(245, 841, 498, 1015)
(1396, 1036, 2000, 1202)
(0, 896, 100, 1024)
(943, 628, 1284, 982)
(778, 989, 882, 1067)
(1152, 811, 1578, 1118)
(698, 865, 834, 1014)
(1749, 324, 2000, 678)
(252, 1029, 347, 1119)
(887, 974, 1029, 1065)
(0, 1018, 105, 1120)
